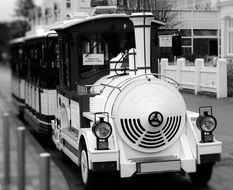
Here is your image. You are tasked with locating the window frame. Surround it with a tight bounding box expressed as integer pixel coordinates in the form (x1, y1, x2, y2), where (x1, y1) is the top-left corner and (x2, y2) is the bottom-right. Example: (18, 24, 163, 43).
(58, 35, 71, 90)
(227, 18, 233, 56)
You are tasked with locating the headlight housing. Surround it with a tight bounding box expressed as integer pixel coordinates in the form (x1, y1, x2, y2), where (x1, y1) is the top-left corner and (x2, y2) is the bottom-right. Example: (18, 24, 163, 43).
(92, 115, 112, 150)
(200, 115, 217, 132)
(93, 121, 112, 139)
(196, 106, 217, 143)
(196, 115, 217, 132)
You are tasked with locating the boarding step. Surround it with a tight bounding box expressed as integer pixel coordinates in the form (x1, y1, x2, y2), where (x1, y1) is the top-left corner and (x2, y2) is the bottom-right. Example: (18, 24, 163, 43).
(62, 127, 79, 141)
(130, 155, 181, 174)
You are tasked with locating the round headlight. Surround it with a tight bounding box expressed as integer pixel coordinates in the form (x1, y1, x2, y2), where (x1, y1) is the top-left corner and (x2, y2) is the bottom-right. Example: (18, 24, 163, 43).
(93, 122, 112, 139)
(200, 115, 217, 132)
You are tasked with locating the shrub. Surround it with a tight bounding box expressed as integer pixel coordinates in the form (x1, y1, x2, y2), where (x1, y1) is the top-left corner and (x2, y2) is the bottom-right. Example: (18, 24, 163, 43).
(227, 62, 233, 97)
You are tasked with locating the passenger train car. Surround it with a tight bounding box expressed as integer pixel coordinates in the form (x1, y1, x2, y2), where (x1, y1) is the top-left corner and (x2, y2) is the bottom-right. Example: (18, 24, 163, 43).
(10, 37, 25, 116)
(10, 28, 59, 133)
(10, 9, 222, 189)
(23, 29, 59, 133)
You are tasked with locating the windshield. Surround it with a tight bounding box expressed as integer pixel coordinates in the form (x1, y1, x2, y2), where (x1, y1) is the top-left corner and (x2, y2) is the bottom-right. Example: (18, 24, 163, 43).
(77, 28, 134, 79)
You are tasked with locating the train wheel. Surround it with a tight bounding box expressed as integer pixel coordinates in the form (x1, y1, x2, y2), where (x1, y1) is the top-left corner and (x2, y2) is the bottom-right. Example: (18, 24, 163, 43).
(80, 146, 94, 189)
(189, 163, 214, 186)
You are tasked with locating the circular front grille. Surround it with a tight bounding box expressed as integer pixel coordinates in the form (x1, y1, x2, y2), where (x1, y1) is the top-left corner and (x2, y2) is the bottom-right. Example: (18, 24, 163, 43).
(112, 78, 186, 153)
(120, 116, 181, 149)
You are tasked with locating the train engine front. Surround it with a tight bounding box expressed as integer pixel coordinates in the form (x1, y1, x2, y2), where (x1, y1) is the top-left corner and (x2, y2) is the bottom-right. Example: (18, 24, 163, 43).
(86, 12, 221, 185)
(52, 12, 222, 188)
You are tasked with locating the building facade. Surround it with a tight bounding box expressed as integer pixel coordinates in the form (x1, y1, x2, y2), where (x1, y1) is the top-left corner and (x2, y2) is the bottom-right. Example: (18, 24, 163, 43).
(174, 2, 219, 58)
(31, 0, 219, 59)
(218, 0, 233, 59)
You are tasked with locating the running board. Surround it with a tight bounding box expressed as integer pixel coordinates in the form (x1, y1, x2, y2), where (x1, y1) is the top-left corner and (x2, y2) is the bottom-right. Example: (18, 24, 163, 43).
(60, 128, 80, 164)
(61, 127, 79, 141)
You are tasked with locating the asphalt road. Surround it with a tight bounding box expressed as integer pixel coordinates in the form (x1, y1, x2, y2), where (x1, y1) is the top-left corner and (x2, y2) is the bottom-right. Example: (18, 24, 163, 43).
(0, 64, 233, 190)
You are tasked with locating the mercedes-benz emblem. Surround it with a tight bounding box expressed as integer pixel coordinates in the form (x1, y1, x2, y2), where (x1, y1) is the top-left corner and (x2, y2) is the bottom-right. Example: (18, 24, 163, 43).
(148, 111, 164, 127)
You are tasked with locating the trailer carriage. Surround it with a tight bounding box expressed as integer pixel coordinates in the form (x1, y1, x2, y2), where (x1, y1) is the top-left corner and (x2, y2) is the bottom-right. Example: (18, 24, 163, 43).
(23, 29, 59, 133)
(10, 37, 26, 116)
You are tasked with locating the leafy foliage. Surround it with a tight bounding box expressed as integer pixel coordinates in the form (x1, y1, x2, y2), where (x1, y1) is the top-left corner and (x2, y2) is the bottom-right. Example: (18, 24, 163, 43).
(15, 0, 35, 21)
(0, 23, 10, 62)
(227, 63, 233, 97)
(116, 0, 178, 28)
(0, 20, 28, 63)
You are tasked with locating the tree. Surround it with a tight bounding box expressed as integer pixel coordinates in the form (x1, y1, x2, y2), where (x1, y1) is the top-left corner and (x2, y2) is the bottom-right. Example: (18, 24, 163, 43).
(14, 0, 35, 34)
(0, 20, 28, 63)
(15, 0, 35, 21)
(0, 23, 10, 63)
(116, 0, 179, 28)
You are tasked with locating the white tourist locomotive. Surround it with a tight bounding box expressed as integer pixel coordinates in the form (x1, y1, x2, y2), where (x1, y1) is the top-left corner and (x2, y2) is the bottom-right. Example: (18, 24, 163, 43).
(49, 11, 222, 187)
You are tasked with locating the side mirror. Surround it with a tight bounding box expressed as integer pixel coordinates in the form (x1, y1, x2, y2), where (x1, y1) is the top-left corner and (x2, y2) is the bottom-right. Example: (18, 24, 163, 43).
(172, 36, 182, 56)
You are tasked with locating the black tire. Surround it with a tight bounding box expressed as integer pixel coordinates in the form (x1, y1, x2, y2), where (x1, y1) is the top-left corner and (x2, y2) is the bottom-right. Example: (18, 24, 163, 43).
(189, 163, 214, 186)
(80, 145, 94, 189)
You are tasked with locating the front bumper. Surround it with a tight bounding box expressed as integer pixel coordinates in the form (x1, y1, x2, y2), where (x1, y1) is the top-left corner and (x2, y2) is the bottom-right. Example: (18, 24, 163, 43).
(197, 140, 222, 164)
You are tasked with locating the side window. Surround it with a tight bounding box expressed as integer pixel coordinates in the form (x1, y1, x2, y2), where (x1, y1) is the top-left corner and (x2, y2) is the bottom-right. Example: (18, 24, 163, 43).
(30, 43, 34, 82)
(66, 0, 71, 9)
(40, 42, 47, 87)
(25, 43, 31, 81)
(46, 39, 59, 88)
(59, 36, 70, 89)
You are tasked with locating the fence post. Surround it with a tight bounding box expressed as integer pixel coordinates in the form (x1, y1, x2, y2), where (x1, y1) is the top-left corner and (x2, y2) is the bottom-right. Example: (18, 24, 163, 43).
(17, 126, 26, 190)
(39, 153, 51, 190)
(195, 59, 202, 95)
(176, 58, 185, 85)
(160, 58, 168, 76)
(216, 58, 227, 98)
(3, 112, 10, 187)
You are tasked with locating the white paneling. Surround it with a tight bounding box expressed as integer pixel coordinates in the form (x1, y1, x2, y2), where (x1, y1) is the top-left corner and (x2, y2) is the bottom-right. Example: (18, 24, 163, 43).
(40, 89, 57, 115)
(20, 79, 25, 100)
(70, 100, 80, 130)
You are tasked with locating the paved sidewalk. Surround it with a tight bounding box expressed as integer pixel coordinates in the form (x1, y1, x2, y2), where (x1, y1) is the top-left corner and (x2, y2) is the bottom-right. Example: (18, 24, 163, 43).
(0, 65, 69, 190)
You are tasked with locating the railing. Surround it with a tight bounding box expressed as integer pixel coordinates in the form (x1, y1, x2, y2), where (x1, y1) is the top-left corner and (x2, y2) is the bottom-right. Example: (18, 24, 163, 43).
(160, 58, 228, 98)
(2, 113, 51, 190)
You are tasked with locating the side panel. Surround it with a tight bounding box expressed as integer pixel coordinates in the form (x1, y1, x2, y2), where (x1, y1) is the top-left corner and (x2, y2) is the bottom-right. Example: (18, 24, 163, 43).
(57, 93, 70, 128)
(32, 86, 36, 112)
(11, 76, 16, 96)
(25, 82, 28, 106)
(40, 89, 57, 116)
(70, 100, 80, 130)
(12, 76, 17, 97)
(12, 76, 20, 98)
(28, 83, 32, 109)
(20, 79, 25, 101)
(35, 87, 39, 113)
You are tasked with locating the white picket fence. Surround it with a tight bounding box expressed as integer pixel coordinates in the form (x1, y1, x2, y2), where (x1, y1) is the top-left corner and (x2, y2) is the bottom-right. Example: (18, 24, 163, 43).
(160, 58, 227, 98)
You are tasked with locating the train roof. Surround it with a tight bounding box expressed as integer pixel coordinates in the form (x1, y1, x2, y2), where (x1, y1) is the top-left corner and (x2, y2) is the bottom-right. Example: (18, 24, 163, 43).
(51, 14, 130, 31)
(9, 37, 24, 44)
(25, 27, 57, 41)
(51, 13, 165, 31)
(152, 20, 166, 26)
